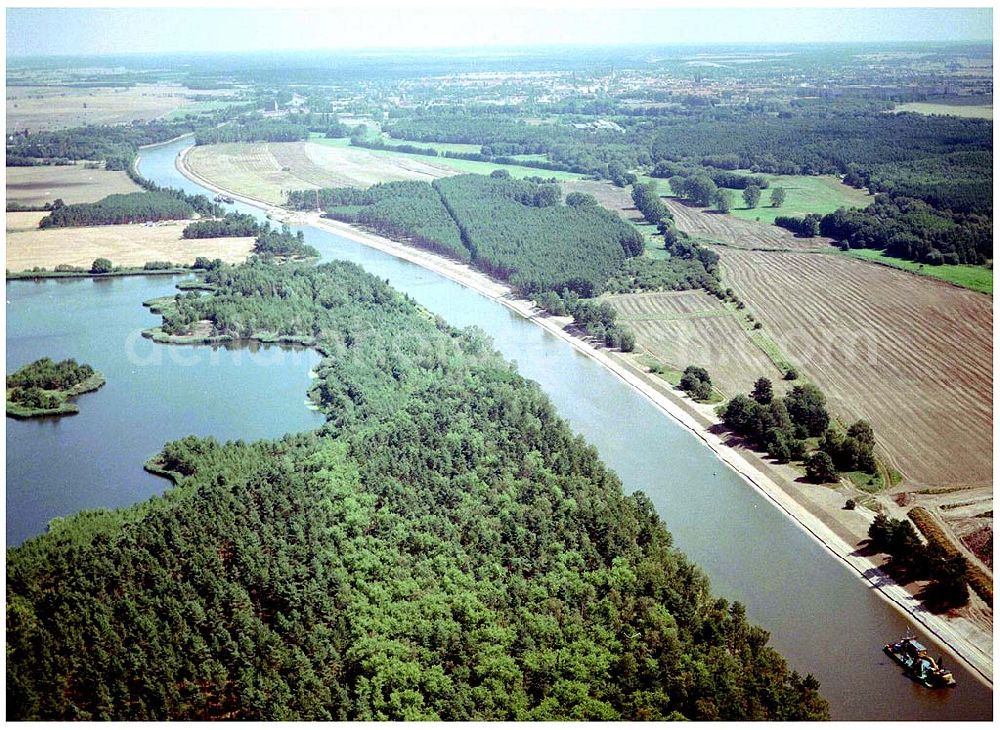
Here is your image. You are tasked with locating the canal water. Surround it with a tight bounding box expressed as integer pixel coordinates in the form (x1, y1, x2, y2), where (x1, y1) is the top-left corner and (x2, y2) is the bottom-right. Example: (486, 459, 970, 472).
(5, 137, 990, 720)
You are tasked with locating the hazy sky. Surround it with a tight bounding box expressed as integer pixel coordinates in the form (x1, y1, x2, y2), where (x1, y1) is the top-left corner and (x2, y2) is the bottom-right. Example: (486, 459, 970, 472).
(6, 6, 993, 57)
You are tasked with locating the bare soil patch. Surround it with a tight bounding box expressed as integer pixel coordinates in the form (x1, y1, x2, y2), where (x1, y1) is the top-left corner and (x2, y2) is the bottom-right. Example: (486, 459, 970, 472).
(6, 220, 254, 271)
(714, 247, 992, 489)
(6, 164, 142, 206)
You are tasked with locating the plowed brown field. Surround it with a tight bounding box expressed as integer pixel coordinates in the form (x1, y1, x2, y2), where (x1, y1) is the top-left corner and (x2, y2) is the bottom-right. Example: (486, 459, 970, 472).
(715, 247, 993, 487)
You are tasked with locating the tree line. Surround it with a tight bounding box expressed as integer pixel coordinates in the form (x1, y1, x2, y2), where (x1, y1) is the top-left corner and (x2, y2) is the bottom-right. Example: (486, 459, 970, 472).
(38, 191, 196, 228)
(818, 196, 991, 265)
(194, 119, 311, 145)
(4, 257, 829, 720)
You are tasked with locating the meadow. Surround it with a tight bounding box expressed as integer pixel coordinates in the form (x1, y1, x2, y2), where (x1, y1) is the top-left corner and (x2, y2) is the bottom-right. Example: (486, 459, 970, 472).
(312, 136, 586, 181)
(724, 174, 874, 225)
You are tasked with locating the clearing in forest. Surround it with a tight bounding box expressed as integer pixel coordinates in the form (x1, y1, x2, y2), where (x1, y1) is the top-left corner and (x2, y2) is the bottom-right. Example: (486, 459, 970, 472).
(562, 178, 831, 251)
(714, 246, 993, 489)
(724, 174, 874, 226)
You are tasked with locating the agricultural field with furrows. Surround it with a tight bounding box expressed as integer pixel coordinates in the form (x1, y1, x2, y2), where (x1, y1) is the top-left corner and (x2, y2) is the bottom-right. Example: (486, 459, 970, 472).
(6, 164, 142, 206)
(714, 246, 993, 489)
(908, 486, 993, 572)
(662, 198, 833, 251)
(607, 289, 786, 398)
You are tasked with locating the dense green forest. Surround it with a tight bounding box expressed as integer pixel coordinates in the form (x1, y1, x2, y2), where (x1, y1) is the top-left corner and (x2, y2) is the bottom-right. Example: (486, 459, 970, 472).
(315, 181, 469, 262)
(252, 226, 320, 259)
(38, 191, 195, 227)
(381, 105, 991, 271)
(435, 173, 642, 296)
(6, 119, 195, 167)
(820, 196, 991, 265)
(7, 259, 828, 720)
(289, 174, 645, 298)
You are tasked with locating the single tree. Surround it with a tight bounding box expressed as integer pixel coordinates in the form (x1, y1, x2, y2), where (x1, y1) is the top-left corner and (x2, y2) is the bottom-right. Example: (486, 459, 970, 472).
(784, 384, 829, 436)
(805, 451, 838, 483)
(751, 377, 773, 404)
(743, 184, 762, 209)
(90, 258, 113, 274)
(715, 189, 733, 213)
(770, 186, 786, 208)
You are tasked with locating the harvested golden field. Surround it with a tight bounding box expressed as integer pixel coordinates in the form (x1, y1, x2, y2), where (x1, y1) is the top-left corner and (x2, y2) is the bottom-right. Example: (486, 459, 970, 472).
(715, 247, 993, 488)
(606, 289, 785, 398)
(185, 141, 456, 205)
(6, 164, 142, 206)
(5, 219, 254, 271)
(6, 84, 232, 132)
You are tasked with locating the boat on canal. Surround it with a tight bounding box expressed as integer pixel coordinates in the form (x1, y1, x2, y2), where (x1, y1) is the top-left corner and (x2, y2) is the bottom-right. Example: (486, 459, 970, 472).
(884, 633, 957, 689)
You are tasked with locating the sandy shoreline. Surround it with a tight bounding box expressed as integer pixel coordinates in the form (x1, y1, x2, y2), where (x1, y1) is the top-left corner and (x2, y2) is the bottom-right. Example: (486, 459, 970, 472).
(176, 146, 992, 687)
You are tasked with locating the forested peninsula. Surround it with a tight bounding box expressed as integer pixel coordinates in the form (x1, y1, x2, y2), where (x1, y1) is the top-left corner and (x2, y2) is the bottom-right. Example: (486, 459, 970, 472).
(7, 258, 828, 721)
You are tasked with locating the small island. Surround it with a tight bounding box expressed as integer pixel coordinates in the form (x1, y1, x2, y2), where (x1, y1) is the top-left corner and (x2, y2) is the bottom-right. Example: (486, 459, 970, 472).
(6, 357, 106, 418)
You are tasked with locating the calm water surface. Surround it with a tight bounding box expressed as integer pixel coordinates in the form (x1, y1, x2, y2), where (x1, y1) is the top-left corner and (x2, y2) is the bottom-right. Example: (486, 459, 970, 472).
(5, 138, 990, 720)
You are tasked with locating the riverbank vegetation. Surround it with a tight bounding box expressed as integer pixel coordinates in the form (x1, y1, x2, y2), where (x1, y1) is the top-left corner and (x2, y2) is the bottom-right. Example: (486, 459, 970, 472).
(6, 357, 105, 418)
(7, 257, 828, 720)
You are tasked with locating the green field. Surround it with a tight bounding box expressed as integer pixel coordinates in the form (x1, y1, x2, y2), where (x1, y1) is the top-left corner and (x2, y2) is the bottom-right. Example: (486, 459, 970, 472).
(841, 248, 993, 295)
(310, 136, 586, 181)
(726, 174, 874, 225)
(894, 102, 993, 120)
